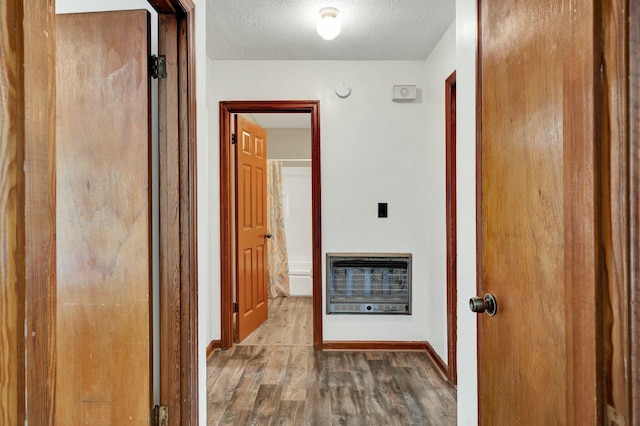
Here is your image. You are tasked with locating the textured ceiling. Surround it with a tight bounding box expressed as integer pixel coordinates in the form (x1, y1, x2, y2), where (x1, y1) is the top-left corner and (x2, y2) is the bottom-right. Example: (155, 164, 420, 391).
(207, 0, 455, 60)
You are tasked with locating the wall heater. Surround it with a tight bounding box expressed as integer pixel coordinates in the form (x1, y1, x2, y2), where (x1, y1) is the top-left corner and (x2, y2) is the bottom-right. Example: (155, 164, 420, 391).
(326, 253, 412, 314)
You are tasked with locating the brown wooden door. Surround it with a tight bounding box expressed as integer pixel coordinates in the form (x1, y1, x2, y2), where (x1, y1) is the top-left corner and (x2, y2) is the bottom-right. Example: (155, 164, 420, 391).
(235, 115, 269, 342)
(55, 10, 152, 424)
(477, 1, 598, 423)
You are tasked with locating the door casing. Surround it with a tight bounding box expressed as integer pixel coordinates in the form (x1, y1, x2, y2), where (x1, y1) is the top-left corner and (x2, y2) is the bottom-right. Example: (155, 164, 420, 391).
(445, 70, 457, 386)
(219, 101, 322, 350)
(631, 0, 640, 417)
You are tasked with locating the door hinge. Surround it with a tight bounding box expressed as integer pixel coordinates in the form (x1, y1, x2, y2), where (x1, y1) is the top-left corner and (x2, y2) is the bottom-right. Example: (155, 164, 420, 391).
(232, 134, 237, 145)
(149, 55, 167, 79)
(152, 405, 168, 426)
(233, 302, 239, 313)
(606, 404, 626, 425)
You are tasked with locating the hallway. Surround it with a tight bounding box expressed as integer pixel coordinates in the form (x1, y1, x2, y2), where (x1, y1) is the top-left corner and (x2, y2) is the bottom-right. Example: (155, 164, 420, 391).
(207, 297, 456, 425)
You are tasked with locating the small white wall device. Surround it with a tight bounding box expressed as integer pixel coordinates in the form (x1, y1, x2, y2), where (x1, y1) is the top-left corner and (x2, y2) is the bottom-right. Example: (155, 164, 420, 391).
(335, 82, 351, 98)
(392, 85, 417, 101)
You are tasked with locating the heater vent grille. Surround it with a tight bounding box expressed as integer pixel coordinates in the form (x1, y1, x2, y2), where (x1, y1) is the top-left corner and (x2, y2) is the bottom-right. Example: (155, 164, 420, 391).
(327, 253, 411, 315)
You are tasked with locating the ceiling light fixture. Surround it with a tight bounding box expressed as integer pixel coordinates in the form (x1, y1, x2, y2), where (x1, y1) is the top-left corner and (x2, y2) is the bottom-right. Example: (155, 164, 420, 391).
(317, 7, 341, 40)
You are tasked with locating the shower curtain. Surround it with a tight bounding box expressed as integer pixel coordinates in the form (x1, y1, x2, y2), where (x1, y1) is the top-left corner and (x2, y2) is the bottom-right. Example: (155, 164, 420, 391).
(266, 160, 290, 298)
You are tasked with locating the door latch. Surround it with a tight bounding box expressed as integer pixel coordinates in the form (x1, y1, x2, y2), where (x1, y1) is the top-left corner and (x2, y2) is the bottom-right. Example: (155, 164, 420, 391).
(469, 293, 498, 316)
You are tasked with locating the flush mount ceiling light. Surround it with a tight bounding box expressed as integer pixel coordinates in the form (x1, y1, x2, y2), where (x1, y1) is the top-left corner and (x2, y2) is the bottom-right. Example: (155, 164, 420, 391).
(317, 7, 341, 40)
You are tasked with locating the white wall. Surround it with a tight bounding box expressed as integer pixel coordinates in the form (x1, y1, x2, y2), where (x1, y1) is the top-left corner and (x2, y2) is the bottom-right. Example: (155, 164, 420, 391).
(421, 22, 456, 364)
(201, 5, 471, 425)
(192, 3, 209, 426)
(266, 128, 313, 296)
(208, 60, 426, 341)
(281, 167, 313, 296)
(457, 0, 479, 424)
(266, 128, 312, 159)
(281, 167, 312, 262)
(207, 28, 455, 357)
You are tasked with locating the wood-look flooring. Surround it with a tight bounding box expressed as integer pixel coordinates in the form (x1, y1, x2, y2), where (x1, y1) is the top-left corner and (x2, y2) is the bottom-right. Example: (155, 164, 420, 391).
(208, 297, 457, 425)
(238, 297, 313, 346)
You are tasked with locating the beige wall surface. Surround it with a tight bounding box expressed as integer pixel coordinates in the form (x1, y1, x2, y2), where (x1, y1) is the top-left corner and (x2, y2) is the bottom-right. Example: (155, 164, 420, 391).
(266, 128, 312, 161)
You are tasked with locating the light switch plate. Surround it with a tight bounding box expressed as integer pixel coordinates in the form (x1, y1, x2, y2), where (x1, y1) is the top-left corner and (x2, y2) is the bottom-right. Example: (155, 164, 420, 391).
(378, 202, 388, 218)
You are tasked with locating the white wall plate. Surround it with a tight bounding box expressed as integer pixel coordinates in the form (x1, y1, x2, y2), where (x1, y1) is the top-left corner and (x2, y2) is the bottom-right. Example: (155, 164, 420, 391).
(392, 85, 417, 101)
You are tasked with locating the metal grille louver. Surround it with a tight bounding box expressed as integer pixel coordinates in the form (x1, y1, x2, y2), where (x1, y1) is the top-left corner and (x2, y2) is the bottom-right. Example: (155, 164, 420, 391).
(327, 253, 411, 315)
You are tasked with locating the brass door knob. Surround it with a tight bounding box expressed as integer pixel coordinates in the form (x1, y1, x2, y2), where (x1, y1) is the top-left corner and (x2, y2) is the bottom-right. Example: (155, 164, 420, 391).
(469, 294, 498, 316)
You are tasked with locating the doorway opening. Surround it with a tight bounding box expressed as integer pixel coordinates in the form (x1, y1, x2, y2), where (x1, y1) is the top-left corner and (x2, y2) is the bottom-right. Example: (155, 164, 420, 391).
(219, 101, 322, 351)
(237, 113, 314, 346)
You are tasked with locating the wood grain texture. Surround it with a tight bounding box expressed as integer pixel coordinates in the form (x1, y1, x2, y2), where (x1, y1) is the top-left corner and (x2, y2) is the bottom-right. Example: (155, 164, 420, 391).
(444, 70, 457, 386)
(235, 116, 269, 342)
(309, 102, 322, 351)
(55, 11, 152, 424)
(478, 0, 569, 422)
(219, 104, 234, 350)
(601, 0, 630, 422)
(174, 4, 199, 424)
(19, 2, 197, 424)
(0, 0, 25, 424)
(207, 341, 223, 359)
(563, 2, 601, 423)
(207, 346, 456, 425)
(154, 4, 199, 425)
(238, 297, 312, 346)
(158, 13, 182, 426)
(219, 101, 322, 350)
(630, 0, 640, 422)
(23, 0, 56, 424)
(146, 0, 176, 14)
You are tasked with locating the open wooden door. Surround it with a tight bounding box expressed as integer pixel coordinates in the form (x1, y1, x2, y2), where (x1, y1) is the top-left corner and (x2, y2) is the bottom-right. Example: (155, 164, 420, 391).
(235, 115, 269, 342)
(476, 0, 601, 423)
(55, 10, 153, 424)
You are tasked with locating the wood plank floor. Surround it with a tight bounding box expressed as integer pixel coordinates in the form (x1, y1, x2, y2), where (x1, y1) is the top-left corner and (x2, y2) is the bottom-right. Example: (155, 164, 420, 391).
(208, 297, 457, 425)
(238, 297, 313, 346)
